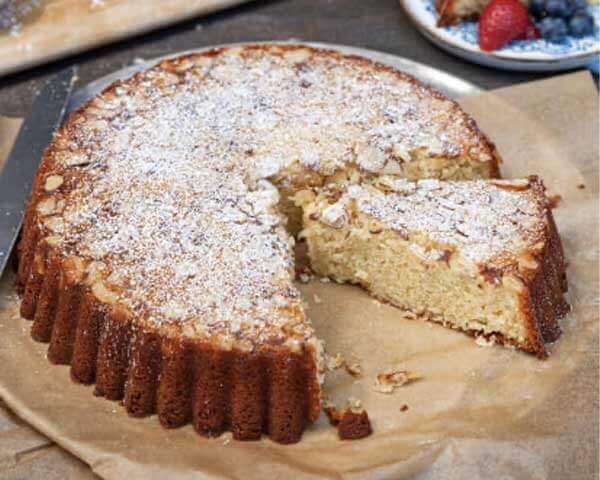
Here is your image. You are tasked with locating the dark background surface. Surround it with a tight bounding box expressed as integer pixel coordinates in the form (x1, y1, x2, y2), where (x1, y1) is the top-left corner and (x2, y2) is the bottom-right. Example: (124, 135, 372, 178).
(0, 0, 592, 118)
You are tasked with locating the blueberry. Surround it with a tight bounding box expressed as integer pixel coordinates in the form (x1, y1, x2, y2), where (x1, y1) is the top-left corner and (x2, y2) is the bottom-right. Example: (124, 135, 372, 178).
(538, 17, 569, 40)
(569, 12, 595, 36)
(530, 0, 547, 18)
(545, 0, 574, 17)
(572, 8, 588, 16)
(570, 0, 588, 12)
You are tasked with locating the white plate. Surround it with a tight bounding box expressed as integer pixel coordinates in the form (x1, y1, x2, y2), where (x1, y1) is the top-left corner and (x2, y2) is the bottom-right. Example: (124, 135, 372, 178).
(400, 0, 600, 71)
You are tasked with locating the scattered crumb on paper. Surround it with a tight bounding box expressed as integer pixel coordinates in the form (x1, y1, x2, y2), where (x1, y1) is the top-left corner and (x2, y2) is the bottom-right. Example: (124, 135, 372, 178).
(325, 352, 345, 371)
(345, 362, 362, 377)
(475, 335, 497, 348)
(373, 369, 420, 394)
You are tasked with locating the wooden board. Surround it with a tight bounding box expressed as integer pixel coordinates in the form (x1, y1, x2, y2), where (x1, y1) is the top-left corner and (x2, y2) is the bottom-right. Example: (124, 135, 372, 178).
(0, 0, 249, 77)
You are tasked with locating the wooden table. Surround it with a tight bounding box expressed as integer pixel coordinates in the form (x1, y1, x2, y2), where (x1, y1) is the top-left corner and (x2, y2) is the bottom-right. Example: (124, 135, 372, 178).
(0, 0, 592, 477)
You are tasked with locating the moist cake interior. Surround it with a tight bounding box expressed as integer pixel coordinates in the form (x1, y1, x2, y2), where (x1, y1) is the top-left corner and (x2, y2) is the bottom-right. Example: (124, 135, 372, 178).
(297, 176, 567, 356)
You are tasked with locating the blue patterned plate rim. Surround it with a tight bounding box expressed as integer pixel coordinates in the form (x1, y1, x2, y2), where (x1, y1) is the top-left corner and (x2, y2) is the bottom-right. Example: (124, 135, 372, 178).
(400, 0, 600, 61)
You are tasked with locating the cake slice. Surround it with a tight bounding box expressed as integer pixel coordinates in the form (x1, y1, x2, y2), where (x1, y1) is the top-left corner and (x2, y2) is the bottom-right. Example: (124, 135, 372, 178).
(298, 176, 568, 357)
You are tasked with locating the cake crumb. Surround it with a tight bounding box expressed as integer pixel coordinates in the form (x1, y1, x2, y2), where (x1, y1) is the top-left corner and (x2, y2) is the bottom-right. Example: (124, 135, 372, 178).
(475, 334, 497, 348)
(345, 362, 363, 377)
(298, 273, 312, 283)
(373, 368, 420, 394)
(313, 294, 323, 304)
(295, 265, 313, 283)
(319, 276, 331, 283)
(547, 194, 562, 209)
(325, 352, 345, 371)
(324, 399, 372, 440)
(347, 396, 362, 410)
(400, 404, 409, 412)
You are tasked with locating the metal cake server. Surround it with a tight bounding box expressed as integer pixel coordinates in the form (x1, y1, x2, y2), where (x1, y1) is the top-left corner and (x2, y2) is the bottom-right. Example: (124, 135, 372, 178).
(0, 66, 76, 278)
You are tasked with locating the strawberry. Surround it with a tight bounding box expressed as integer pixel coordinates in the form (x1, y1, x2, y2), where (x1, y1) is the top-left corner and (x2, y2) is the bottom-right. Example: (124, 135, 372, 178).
(519, 22, 541, 40)
(478, 0, 536, 51)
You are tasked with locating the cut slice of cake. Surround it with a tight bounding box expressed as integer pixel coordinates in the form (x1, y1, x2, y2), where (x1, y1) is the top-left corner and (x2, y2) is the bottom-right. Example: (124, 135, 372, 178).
(298, 176, 568, 357)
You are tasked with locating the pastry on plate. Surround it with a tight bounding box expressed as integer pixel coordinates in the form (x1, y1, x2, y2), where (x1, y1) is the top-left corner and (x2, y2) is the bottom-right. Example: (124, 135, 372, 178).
(14, 44, 565, 444)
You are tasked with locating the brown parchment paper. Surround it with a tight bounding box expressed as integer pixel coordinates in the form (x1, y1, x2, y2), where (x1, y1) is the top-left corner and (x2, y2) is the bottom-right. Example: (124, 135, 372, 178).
(0, 71, 598, 480)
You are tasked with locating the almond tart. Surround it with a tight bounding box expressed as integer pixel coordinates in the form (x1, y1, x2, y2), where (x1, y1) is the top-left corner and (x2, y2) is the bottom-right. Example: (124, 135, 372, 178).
(15, 44, 538, 444)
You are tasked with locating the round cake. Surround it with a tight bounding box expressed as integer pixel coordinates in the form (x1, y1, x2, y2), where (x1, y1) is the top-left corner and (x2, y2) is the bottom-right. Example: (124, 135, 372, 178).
(15, 44, 508, 443)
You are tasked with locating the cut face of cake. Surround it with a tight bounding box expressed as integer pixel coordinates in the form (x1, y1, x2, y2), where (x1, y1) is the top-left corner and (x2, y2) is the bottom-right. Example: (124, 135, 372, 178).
(298, 176, 568, 358)
(15, 44, 561, 445)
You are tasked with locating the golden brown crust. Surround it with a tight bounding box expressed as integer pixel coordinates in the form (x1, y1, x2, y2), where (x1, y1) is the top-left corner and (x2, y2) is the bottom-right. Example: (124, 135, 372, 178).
(14, 44, 504, 444)
(17, 239, 320, 443)
(515, 188, 569, 358)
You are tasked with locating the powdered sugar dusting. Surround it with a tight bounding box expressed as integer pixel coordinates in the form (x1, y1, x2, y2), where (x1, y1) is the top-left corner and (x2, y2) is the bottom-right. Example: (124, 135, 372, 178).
(38, 45, 494, 343)
(344, 178, 547, 267)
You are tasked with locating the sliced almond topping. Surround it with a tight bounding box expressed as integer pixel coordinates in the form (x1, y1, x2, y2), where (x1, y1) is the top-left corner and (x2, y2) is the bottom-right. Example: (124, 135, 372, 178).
(391, 143, 412, 163)
(56, 151, 90, 167)
(320, 202, 349, 229)
(380, 159, 403, 174)
(44, 175, 64, 192)
(86, 119, 109, 130)
(43, 216, 64, 233)
(355, 143, 387, 172)
(36, 197, 57, 216)
(44, 235, 61, 247)
(173, 58, 194, 72)
(192, 55, 213, 68)
(155, 72, 180, 86)
(91, 280, 119, 304)
(85, 107, 113, 119)
(284, 47, 311, 63)
(490, 178, 530, 191)
(86, 261, 107, 284)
